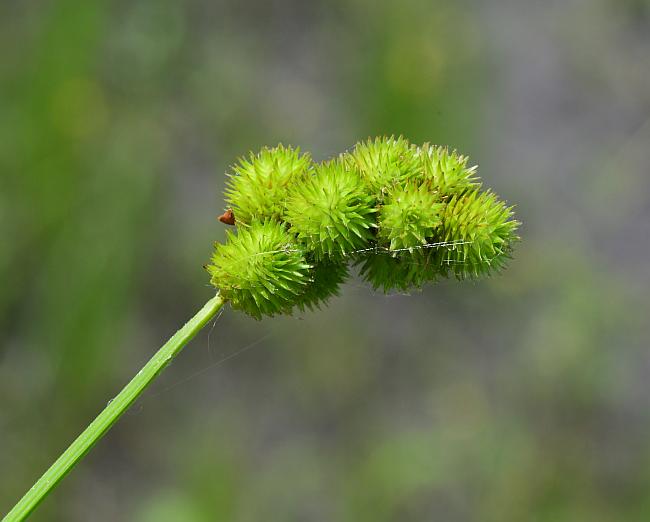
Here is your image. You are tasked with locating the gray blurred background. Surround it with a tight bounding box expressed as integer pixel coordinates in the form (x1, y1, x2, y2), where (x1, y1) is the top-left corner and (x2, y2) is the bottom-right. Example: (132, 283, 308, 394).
(1, 0, 650, 520)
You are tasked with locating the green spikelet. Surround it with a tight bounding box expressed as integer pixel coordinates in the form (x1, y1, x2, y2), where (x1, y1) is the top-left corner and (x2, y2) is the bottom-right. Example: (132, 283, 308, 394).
(207, 221, 311, 319)
(225, 145, 311, 224)
(296, 261, 349, 311)
(356, 250, 438, 293)
(285, 159, 377, 260)
(436, 190, 520, 279)
(417, 143, 480, 196)
(345, 136, 420, 195)
(378, 184, 443, 252)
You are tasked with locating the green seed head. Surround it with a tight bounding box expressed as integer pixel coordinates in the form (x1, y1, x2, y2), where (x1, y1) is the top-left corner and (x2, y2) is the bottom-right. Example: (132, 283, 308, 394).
(225, 144, 312, 224)
(296, 261, 349, 312)
(207, 221, 311, 319)
(285, 159, 377, 260)
(345, 136, 420, 195)
(356, 250, 438, 293)
(417, 143, 480, 196)
(210, 138, 520, 317)
(436, 190, 520, 279)
(378, 184, 443, 252)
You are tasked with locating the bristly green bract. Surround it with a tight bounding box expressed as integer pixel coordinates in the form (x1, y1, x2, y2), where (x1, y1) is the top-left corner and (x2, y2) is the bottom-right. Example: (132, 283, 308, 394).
(209, 137, 520, 318)
(224, 144, 311, 224)
(285, 159, 377, 260)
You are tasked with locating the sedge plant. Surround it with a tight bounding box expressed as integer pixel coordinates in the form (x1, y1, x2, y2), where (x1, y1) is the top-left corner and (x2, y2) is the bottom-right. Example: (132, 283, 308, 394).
(3, 136, 520, 520)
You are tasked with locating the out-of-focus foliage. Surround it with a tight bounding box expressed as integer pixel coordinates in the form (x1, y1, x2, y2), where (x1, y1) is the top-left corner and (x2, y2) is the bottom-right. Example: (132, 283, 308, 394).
(1, 0, 650, 520)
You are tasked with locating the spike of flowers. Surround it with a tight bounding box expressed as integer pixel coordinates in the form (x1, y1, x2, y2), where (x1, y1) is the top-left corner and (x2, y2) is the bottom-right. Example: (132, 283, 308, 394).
(377, 183, 443, 252)
(206, 220, 311, 319)
(435, 190, 519, 279)
(285, 159, 377, 260)
(296, 261, 349, 312)
(356, 250, 439, 293)
(208, 137, 520, 317)
(345, 136, 421, 195)
(417, 143, 480, 196)
(224, 144, 312, 224)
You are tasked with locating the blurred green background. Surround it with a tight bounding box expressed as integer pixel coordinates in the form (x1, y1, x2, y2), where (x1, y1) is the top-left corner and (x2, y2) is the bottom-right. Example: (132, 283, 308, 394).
(2, 0, 650, 520)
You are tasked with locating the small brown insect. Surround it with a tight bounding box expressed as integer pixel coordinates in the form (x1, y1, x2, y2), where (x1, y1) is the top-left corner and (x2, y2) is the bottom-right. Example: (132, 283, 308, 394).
(218, 208, 236, 225)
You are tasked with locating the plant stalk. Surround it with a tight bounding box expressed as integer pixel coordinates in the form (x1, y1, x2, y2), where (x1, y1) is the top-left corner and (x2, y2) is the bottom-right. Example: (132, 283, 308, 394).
(3, 294, 225, 522)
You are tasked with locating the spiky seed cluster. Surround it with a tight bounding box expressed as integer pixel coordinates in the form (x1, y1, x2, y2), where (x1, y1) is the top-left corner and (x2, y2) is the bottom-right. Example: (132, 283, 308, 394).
(436, 190, 520, 279)
(224, 145, 311, 224)
(296, 261, 349, 312)
(208, 137, 520, 318)
(346, 136, 420, 195)
(357, 251, 438, 293)
(285, 160, 377, 260)
(378, 184, 443, 252)
(418, 143, 480, 195)
(206, 221, 311, 319)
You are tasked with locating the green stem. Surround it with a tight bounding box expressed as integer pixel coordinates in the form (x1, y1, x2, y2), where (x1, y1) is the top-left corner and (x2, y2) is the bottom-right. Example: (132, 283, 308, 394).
(4, 294, 225, 522)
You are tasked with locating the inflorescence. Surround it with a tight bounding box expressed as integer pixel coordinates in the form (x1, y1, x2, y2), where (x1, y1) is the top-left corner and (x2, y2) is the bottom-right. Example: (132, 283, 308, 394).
(207, 136, 520, 319)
